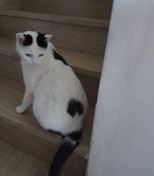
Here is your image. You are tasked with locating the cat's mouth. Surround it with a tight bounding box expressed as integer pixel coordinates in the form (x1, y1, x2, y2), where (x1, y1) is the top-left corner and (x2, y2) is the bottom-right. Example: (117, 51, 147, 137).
(21, 57, 33, 64)
(22, 57, 43, 64)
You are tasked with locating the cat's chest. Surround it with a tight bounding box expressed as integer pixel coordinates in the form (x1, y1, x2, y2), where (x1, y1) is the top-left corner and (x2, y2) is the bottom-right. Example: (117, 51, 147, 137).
(21, 63, 49, 90)
(21, 61, 77, 98)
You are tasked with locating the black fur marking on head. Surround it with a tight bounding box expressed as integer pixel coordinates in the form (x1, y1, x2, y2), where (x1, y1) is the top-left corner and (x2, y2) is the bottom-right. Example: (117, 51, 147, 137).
(67, 99, 84, 117)
(23, 34, 33, 46)
(52, 49, 68, 65)
(37, 32, 48, 48)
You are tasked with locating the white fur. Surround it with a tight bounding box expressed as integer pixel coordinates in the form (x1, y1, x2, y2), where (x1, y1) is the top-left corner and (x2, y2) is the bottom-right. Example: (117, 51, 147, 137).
(16, 31, 88, 135)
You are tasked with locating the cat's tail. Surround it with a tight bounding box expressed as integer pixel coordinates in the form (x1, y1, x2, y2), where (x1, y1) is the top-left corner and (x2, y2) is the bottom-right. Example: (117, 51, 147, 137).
(48, 131, 82, 176)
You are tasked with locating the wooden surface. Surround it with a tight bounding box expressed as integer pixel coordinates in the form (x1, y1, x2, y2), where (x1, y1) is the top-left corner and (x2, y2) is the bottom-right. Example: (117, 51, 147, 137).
(0, 37, 103, 77)
(0, 10, 108, 55)
(0, 54, 92, 176)
(0, 0, 21, 10)
(0, 10, 109, 28)
(0, 0, 113, 19)
(0, 140, 48, 176)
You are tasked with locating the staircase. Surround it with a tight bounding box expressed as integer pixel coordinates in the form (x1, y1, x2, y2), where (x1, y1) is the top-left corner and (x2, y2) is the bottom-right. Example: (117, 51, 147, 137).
(0, 0, 112, 175)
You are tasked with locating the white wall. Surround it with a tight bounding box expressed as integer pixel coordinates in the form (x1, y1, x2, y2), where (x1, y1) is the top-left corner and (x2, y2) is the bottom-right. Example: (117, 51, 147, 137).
(87, 0, 154, 175)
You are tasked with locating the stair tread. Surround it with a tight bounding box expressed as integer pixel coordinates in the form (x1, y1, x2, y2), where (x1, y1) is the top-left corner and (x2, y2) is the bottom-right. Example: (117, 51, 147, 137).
(0, 72, 89, 159)
(0, 37, 103, 77)
(0, 9, 109, 28)
(0, 140, 48, 176)
(0, 138, 81, 176)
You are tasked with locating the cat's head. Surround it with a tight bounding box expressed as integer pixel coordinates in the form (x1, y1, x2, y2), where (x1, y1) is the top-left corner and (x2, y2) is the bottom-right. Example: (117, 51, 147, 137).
(16, 31, 53, 64)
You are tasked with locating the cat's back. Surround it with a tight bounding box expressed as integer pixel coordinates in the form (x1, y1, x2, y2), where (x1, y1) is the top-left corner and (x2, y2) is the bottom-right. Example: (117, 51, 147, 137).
(33, 60, 87, 134)
(35, 59, 86, 103)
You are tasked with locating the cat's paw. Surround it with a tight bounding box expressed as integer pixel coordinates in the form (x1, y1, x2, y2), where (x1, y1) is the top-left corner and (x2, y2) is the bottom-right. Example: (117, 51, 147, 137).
(16, 106, 25, 114)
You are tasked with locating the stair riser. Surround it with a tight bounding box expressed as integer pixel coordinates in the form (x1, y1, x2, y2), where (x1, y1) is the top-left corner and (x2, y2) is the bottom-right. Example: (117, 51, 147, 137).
(1, 0, 112, 19)
(0, 15, 108, 55)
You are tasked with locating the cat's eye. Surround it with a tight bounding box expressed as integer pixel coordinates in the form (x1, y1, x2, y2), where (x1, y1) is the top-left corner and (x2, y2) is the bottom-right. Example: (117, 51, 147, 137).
(25, 53, 32, 57)
(38, 54, 44, 57)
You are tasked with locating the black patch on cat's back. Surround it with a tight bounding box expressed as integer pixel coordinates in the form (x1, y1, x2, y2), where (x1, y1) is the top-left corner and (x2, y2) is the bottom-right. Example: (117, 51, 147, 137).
(23, 34, 33, 46)
(67, 99, 84, 117)
(37, 32, 48, 48)
(52, 49, 68, 65)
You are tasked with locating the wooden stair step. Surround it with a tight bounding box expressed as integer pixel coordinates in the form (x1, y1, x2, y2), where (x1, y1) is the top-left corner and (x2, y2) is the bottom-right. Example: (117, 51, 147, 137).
(0, 140, 48, 176)
(0, 10, 110, 28)
(0, 10, 109, 55)
(0, 35, 100, 106)
(0, 53, 93, 175)
(0, 0, 113, 19)
(0, 37, 103, 77)
(0, 139, 76, 176)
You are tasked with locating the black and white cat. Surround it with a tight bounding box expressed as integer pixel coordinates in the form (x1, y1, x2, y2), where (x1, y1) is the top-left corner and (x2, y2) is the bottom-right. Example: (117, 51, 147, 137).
(16, 31, 88, 176)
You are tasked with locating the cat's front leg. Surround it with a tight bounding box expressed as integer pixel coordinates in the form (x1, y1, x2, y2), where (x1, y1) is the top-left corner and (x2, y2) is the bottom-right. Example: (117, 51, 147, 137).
(16, 90, 32, 114)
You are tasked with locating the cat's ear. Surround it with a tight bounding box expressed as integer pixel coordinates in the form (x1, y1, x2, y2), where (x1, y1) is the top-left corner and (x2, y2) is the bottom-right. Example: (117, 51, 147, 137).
(45, 34, 52, 42)
(16, 33, 25, 44)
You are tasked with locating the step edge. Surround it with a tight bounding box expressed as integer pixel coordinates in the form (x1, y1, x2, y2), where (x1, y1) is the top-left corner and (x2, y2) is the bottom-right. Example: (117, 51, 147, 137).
(0, 9, 109, 28)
